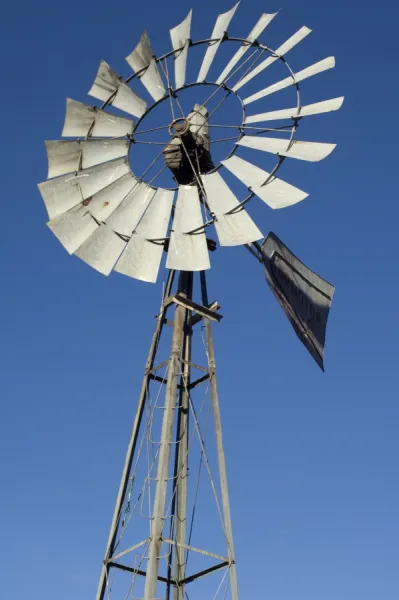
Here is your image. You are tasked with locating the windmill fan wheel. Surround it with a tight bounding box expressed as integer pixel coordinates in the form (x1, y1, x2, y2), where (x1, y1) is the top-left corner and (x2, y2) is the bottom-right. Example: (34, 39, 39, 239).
(38, 5, 343, 283)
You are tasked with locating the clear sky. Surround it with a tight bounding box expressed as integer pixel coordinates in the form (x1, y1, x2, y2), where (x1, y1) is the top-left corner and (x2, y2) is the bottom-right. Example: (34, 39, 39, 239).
(1, 0, 398, 599)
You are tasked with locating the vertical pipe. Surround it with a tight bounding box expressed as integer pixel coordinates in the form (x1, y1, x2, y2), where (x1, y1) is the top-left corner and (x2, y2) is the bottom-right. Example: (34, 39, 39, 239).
(200, 271, 239, 600)
(173, 272, 192, 600)
(143, 274, 187, 600)
(96, 271, 175, 600)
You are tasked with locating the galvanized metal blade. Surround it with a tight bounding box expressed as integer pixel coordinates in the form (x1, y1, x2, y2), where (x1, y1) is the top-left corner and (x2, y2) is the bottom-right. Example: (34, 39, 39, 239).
(170, 9, 192, 88)
(62, 99, 134, 138)
(201, 171, 263, 245)
(197, 3, 239, 83)
(237, 136, 336, 162)
(233, 26, 312, 91)
(216, 12, 278, 84)
(126, 31, 166, 101)
(88, 60, 147, 117)
(38, 158, 130, 220)
(166, 185, 210, 270)
(46, 173, 137, 255)
(106, 182, 156, 236)
(47, 204, 99, 255)
(88, 173, 139, 222)
(245, 97, 344, 123)
(45, 139, 129, 179)
(243, 57, 336, 105)
(115, 188, 174, 283)
(74, 225, 127, 276)
(222, 155, 308, 208)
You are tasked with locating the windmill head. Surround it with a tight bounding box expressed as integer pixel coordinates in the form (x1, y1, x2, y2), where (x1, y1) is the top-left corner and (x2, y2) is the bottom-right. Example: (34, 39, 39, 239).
(163, 105, 215, 185)
(37, 4, 341, 364)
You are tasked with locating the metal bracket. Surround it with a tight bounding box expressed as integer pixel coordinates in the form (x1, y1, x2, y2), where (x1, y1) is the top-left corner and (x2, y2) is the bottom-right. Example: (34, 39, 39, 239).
(191, 301, 221, 325)
(164, 294, 223, 323)
(108, 539, 150, 562)
(149, 373, 183, 390)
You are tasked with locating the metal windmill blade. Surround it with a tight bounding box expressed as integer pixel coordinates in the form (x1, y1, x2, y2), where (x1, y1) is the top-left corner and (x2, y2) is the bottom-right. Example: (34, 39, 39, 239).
(126, 31, 166, 101)
(170, 9, 192, 89)
(245, 97, 344, 123)
(197, 2, 239, 83)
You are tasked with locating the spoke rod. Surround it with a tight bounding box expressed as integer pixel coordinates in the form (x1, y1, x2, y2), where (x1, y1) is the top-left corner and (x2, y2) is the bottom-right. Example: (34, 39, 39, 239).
(180, 137, 208, 200)
(148, 164, 169, 187)
(133, 125, 170, 135)
(210, 136, 241, 144)
(159, 57, 176, 121)
(174, 93, 186, 120)
(138, 147, 166, 181)
(187, 46, 260, 124)
(134, 140, 167, 146)
(234, 46, 266, 87)
(208, 124, 293, 132)
(252, 128, 294, 138)
(195, 93, 230, 138)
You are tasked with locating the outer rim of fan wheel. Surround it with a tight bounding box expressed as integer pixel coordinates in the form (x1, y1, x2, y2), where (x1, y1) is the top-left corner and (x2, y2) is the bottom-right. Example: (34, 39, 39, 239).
(99, 37, 301, 196)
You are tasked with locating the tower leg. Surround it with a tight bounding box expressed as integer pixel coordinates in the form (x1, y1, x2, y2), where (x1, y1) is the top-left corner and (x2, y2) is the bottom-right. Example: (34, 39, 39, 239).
(200, 271, 239, 600)
(95, 271, 175, 600)
(172, 272, 192, 600)
(143, 272, 190, 600)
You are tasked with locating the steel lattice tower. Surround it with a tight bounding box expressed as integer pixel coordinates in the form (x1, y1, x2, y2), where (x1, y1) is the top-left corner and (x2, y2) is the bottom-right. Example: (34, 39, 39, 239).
(96, 270, 238, 600)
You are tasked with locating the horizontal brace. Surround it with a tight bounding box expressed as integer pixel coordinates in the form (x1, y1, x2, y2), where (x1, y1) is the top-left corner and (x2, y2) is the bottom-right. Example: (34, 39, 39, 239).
(165, 294, 222, 323)
(149, 373, 183, 390)
(108, 539, 150, 562)
(107, 562, 177, 586)
(188, 373, 210, 389)
(163, 318, 174, 327)
(179, 561, 230, 585)
(161, 538, 228, 562)
(149, 373, 168, 385)
(191, 301, 221, 326)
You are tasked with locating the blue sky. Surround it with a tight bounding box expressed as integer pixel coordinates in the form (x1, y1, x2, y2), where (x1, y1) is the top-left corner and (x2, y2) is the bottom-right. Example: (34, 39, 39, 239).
(1, 0, 398, 599)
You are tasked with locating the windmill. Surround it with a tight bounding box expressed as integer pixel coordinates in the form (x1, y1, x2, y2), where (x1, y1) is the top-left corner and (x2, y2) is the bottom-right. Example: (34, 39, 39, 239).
(38, 5, 342, 599)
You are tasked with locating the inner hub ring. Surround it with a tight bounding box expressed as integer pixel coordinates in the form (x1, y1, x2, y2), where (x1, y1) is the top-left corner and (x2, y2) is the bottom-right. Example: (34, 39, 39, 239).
(169, 118, 190, 137)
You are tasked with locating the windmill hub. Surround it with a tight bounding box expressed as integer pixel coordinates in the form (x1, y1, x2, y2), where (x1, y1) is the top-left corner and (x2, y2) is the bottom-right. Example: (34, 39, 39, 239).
(168, 118, 190, 137)
(163, 106, 215, 185)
